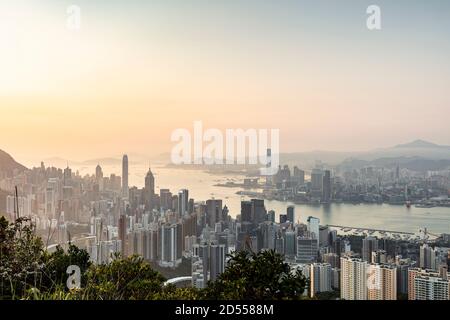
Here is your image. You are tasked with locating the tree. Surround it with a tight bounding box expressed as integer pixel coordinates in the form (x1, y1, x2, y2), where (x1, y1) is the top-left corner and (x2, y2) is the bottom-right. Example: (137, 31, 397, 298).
(0, 217, 44, 299)
(154, 286, 201, 300)
(80, 255, 167, 300)
(203, 250, 307, 300)
(313, 290, 340, 300)
(41, 244, 91, 291)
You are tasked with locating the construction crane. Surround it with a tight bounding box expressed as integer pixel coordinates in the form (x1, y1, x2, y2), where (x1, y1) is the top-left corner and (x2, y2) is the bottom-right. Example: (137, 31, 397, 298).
(419, 227, 441, 241)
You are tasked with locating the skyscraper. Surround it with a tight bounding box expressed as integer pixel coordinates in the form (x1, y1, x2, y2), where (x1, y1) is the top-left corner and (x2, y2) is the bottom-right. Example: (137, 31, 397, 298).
(266, 210, 275, 223)
(63, 166, 72, 186)
(310, 168, 323, 199)
(420, 244, 438, 270)
(307, 216, 320, 240)
(144, 167, 155, 212)
(284, 230, 297, 258)
(362, 237, 379, 262)
(177, 189, 189, 217)
(340, 256, 367, 300)
(209, 244, 226, 281)
(310, 263, 332, 298)
(296, 237, 318, 263)
(240, 201, 252, 222)
(265, 148, 272, 186)
(322, 170, 331, 203)
(95, 164, 104, 191)
(122, 155, 129, 198)
(158, 223, 182, 267)
(118, 214, 127, 257)
(292, 166, 305, 186)
(95, 164, 103, 181)
(286, 206, 295, 223)
(251, 199, 267, 224)
(160, 189, 172, 211)
(206, 199, 222, 227)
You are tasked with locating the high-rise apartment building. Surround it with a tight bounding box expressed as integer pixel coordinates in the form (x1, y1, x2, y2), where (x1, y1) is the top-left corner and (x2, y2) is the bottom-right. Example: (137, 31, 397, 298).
(158, 223, 182, 267)
(408, 268, 450, 300)
(420, 244, 439, 270)
(209, 244, 226, 281)
(367, 264, 397, 300)
(340, 256, 367, 300)
(310, 263, 332, 298)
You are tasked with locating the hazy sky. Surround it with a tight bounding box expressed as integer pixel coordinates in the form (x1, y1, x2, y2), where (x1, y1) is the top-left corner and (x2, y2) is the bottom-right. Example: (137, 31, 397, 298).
(1, 0, 450, 164)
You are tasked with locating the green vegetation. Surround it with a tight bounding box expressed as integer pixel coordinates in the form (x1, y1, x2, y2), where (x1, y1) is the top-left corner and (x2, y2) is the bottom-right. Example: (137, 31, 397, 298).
(313, 290, 340, 300)
(0, 216, 306, 300)
(202, 250, 307, 300)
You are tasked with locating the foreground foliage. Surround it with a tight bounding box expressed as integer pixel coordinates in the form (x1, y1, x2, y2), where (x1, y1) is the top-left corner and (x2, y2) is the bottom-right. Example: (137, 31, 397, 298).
(202, 250, 307, 300)
(1, 216, 306, 300)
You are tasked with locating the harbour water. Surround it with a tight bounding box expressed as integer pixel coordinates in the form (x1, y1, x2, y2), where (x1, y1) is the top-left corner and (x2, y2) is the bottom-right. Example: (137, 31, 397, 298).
(73, 164, 450, 235)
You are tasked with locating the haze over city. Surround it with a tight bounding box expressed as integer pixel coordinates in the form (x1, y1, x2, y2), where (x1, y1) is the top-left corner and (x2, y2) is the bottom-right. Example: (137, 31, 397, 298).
(2, 0, 450, 307)
(1, 0, 450, 164)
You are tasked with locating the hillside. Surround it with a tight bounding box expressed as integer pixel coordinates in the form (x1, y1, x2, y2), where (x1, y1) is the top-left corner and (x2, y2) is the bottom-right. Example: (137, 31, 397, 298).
(0, 149, 27, 176)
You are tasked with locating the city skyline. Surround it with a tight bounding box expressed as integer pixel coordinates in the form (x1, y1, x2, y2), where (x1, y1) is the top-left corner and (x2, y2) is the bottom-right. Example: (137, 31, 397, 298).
(1, 0, 450, 305)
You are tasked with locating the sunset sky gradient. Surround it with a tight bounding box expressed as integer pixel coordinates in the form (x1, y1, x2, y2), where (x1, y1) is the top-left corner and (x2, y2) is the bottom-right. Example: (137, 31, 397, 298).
(1, 0, 450, 164)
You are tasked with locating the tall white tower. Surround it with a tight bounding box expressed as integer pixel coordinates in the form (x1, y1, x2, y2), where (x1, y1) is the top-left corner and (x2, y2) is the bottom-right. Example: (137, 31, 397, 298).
(122, 154, 129, 198)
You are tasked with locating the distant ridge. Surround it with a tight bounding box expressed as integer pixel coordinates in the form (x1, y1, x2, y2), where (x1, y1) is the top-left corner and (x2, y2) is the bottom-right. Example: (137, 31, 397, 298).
(0, 149, 27, 176)
(394, 139, 447, 149)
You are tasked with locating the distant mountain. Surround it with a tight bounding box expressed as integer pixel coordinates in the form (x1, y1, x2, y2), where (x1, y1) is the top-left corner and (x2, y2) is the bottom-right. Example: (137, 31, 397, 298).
(339, 156, 450, 172)
(365, 140, 450, 161)
(0, 149, 27, 176)
(82, 158, 123, 166)
(394, 139, 449, 149)
(333, 140, 450, 171)
(29, 139, 450, 173)
(275, 139, 450, 170)
(42, 157, 82, 168)
(42, 153, 163, 168)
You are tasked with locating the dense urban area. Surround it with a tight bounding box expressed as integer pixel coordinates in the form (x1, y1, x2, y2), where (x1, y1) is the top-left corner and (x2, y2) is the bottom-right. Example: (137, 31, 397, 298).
(1, 149, 450, 300)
